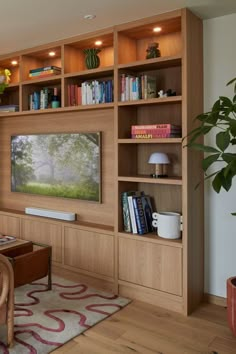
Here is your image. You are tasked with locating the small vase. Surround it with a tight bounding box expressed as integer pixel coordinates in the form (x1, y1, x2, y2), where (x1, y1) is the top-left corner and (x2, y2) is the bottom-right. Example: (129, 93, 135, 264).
(227, 277, 236, 336)
(84, 48, 101, 69)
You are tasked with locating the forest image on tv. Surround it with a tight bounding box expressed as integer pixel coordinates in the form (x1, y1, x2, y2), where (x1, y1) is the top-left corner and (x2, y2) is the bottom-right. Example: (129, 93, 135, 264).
(11, 133, 101, 201)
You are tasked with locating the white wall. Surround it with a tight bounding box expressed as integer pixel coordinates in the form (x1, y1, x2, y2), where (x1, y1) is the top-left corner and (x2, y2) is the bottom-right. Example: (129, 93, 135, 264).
(204, 13, 236, 297)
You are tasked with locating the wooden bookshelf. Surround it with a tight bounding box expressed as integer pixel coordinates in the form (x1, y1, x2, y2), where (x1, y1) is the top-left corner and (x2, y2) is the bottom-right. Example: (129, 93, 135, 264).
(0, 8, 203, 315)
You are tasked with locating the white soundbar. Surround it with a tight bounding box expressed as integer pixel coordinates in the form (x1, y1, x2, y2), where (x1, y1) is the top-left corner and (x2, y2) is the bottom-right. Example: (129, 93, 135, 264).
(25, 207, 76, 221)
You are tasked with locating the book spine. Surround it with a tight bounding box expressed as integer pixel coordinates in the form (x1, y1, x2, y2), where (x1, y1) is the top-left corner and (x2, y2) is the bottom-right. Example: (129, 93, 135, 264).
(132, 196, 148, 235)
(128, 196, 138, 234)
(121, 192, 132, 233)
(29, 66, 61, 73)
(120, 74, 125, 102)
(141, 195, 153, 232)
(131, 124, 180, 130)
(132, 128, 181, 134)
(131, 133, 180, 138)
(29, 69, 61, 77)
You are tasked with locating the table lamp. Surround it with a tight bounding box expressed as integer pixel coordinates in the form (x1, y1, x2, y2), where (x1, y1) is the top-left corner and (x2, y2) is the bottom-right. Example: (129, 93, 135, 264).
(148, 152, 170, 178)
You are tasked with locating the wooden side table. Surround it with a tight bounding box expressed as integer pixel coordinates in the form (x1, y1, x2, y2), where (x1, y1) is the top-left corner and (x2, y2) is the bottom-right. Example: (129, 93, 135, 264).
(0, 239, 52, 290)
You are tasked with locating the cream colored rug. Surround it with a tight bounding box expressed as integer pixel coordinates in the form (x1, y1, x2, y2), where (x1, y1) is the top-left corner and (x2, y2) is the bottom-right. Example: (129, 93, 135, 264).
(0, 276, 130, 353)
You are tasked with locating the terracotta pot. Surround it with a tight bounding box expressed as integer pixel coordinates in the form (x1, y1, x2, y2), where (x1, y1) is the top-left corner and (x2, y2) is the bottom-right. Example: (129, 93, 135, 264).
(227, 276, 236, 336)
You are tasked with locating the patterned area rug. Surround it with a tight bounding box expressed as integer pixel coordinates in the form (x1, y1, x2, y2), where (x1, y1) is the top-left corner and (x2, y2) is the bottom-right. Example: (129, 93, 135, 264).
(0, 276, 130, 353)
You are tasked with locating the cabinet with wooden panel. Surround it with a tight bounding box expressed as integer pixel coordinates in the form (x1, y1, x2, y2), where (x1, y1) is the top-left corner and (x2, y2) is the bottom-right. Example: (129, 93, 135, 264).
(21, 218, 62, 263)
(64, 226, 114, 280)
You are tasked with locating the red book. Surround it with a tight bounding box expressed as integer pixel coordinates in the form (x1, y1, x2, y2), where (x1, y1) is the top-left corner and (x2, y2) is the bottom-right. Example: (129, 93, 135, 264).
(131, 124, 180, 130)
(77, 86, 82, 105)
(131, 133, 180, 138)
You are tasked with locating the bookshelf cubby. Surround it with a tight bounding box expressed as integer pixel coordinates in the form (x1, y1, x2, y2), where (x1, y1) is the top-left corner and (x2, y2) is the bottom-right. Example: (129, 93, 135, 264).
(0, 8, 203, 315)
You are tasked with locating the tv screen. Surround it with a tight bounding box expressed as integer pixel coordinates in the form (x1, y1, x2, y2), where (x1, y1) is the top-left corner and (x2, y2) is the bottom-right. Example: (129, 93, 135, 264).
(11, 132, 101, 202)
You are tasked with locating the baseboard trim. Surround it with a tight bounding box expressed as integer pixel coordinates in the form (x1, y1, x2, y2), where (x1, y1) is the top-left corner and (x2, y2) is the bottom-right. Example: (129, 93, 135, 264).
(204, 293, 226, 307)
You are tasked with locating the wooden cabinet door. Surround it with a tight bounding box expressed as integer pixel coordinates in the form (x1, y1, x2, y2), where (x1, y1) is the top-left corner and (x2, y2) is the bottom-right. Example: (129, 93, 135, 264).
(21, 219, 62, 263)
(0, 214, 20, 237)
(119, 237, 182, 296)
(64, 227, 114, 278)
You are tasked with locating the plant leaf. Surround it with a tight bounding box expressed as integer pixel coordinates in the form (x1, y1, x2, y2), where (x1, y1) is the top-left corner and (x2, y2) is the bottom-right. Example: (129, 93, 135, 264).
(188, 143, 219, 153)
(212, 173, 222, 193)
(202, 154, 220, 171)
(219, 96, 233, 108)
(216, 131, 230, 151)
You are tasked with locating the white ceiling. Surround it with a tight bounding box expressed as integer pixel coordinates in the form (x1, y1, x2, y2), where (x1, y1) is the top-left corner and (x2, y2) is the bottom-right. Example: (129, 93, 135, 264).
(1, 0, 236, 56)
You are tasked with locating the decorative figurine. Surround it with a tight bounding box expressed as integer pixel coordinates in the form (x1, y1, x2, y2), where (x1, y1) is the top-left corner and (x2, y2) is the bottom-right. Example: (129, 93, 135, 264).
(146, 42, 161, 59)
(83, 48, 101, 69)
(158, 89, 177, 98)
(158, 90, 167, 98)
(166, 89, 176, 96)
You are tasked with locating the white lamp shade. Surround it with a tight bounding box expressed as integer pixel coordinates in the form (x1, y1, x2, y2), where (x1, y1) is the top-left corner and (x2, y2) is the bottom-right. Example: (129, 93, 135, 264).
(148, 152, 170, 164)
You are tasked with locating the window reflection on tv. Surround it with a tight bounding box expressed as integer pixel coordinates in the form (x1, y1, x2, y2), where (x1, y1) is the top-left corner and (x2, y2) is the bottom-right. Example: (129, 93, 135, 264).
(11, 132, 101, 202)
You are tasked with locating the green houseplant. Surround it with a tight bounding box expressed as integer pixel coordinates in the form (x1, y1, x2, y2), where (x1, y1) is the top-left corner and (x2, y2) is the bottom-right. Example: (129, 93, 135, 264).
(0, 69, 11, 94)
(185, 77, 236, 336)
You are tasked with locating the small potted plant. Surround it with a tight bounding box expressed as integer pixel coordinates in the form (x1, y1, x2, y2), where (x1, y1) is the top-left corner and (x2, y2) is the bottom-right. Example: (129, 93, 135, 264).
(0, 69, 11, 94)
(184, 77, 236, 336)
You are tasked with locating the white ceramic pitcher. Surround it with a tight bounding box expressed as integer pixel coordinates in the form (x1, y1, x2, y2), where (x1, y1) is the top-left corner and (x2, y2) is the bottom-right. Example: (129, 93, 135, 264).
(152, 212, 182, 239)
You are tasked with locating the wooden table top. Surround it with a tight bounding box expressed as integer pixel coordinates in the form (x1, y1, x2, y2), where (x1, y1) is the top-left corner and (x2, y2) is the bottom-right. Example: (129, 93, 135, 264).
(0, 238, 32, 252)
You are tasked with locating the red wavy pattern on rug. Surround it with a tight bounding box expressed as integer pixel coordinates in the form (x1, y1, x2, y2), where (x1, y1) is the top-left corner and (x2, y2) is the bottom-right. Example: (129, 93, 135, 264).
(0, 276, 130, 354)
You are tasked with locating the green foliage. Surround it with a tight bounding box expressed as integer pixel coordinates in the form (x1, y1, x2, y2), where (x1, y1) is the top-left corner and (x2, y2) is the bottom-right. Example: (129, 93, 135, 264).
(16, 181, 99, 201)
(184, 77, 236, 215)
(0, 69, 11, 94)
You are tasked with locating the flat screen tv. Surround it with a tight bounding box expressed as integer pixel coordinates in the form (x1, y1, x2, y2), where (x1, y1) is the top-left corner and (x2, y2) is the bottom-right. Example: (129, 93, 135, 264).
(11, 132, 101, 202)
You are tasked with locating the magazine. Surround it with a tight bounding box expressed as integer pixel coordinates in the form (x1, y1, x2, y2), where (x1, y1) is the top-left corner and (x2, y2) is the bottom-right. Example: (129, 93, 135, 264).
(0, 235, 16, 246)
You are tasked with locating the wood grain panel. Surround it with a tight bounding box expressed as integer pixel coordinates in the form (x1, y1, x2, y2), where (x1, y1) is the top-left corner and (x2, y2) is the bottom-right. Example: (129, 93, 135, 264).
(0, 109, 114, 227)
(64, 227, 114, 277)
(119, 237, 182, 295)
(0, 214, 20, 237)
(21, 218, 62, 262)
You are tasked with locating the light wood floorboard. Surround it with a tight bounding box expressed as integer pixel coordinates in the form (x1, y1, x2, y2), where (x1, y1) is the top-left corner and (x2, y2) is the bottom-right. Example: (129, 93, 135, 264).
(52, 269, 236, 354)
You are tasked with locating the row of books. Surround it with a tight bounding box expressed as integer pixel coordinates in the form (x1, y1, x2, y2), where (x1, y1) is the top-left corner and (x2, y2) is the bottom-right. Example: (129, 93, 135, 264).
(28, 65, 61, 79)
(68, 80, 113, 106)
(120, 74, 156, 101)
(122, 191, 153, 235)
(29, 87, 59, 110)
(0, 104, 19, 112)
(131, 123, 181, 138)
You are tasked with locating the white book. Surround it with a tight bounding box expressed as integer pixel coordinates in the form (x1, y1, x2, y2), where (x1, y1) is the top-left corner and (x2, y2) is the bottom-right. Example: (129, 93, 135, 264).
(128, 195, 138, 234)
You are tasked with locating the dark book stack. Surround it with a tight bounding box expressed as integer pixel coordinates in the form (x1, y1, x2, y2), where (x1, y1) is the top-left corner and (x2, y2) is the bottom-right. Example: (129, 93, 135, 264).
(121, 191, 153, 235)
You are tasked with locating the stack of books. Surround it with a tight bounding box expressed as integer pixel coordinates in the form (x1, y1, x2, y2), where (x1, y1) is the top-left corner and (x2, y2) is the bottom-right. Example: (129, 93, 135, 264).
(121, 191, 153, 235)
(0, 104, 19, 112)
(0, 235, 16, 246)
(29, 66, 61, 79)
(131, 123, 181, 138)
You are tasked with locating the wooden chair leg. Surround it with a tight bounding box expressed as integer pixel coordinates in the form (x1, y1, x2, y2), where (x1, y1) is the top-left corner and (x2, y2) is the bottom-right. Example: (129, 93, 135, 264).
(48, 251, 52, 290)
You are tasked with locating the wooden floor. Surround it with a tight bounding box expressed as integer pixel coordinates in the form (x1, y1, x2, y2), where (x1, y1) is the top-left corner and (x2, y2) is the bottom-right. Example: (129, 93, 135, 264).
(52, 270, 236, 354)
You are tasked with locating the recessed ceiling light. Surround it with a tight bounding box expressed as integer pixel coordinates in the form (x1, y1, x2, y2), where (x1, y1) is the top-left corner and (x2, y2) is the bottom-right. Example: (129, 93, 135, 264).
(95, 40, 102, 46)
(49, 51, 56, 57)
(84, 14, 96, 20)
(11, 60, 18, 65)
(153, 27, 162, 32)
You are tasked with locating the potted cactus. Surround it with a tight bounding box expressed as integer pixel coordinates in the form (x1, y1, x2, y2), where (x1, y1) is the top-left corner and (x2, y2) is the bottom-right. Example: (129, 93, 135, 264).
(185, 77, 236, 336)
(83, 48, 101, 70)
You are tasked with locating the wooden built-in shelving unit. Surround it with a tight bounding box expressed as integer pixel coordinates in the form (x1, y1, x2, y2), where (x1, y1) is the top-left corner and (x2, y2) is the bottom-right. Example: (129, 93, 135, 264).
(0, 8, 203, 315)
